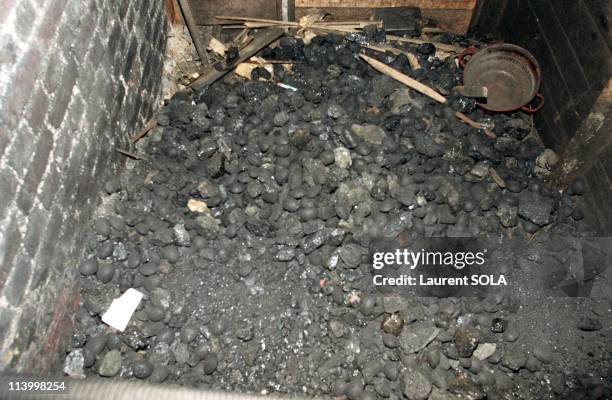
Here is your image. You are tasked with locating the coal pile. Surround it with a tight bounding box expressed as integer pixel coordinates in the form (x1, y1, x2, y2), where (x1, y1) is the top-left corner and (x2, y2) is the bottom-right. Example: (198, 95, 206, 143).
(66, 32, 611, 400)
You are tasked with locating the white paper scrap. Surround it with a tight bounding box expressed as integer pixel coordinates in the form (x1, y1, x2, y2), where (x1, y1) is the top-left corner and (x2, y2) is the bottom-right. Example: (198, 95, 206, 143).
(101, 288, 144, 332)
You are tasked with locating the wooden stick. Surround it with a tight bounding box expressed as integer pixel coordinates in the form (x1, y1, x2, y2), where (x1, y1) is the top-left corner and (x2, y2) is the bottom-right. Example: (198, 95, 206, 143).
(116, 148, 147, 160)
(191, 28, 284, 90)
(217, 15, 297, 24)
(223, 23, 283, 29)
(489, 168, 506, 188)
(177, 0, 207, 61)
(359, 53, 496, 138)
(217, 15, 380, 27)
(405, 53, 422, 71)
(229, 22, 369, 31)
(216, 15, 381, 34)
(243, 59, 296, 64)
(208, 37, 228, 56)
(386, 34, 464, 53)
(359, 54, 447, 103)
(455, 112, 496, 138)
(131, 118, 157, 143)
(422, 27, 447, 34)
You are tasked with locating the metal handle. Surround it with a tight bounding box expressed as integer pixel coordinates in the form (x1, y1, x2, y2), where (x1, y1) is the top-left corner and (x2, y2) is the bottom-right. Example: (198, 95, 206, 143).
(457, 47, 477, 69)
(521, 93, 545, 113)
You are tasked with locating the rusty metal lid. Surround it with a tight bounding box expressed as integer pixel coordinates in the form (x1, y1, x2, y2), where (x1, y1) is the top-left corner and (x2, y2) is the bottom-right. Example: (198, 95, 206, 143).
(463, 43, 542, 112)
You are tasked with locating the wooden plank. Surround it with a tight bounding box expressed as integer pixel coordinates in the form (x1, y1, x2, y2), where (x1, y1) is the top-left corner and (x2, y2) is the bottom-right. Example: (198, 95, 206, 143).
(535, 82, 564, 152)
(360, 54, 447, 102)
(178, 0, 207, 60)
(499, 0, 573, 148)
(295, 0, 476, 9)
(191, 28, 284, 90)
(294, 7, 474, 33)
(554, 78, 612, 186)
(190, 0, 280, 25)
(549, 0, 611, 94)
(468, 0, 508, 37)
(165, 0, 183, 25)
(529, 0, 593, 108)
(532, 96, 560, 152)
(582, 0, 612, 50)
(281, 0, 296, 21)
(421, 8, 474, 33)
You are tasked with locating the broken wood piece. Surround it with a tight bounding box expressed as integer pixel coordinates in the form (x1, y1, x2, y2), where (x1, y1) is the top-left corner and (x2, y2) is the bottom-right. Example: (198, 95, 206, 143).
(359, 53, 446, 103)
(177, 0, 207, 62)
(422, 27, 447, 34)
(297, 13, 327, 34)
(243, 59, 295, 64)
(130, 118, 157, 143)
(232, 29, 252, 48)
(455, 112, 496, 138)
(235, 56, 274, 80)
(191, 28, 284, 90)
(216, 15, 381, 34)
(406, 53, 422, 71)
(217, 15, 380, 27)
(454, 85, 488, 98)
(489, 168, 506, 188)
(208, 37, 228, 56)
(116, 147, 147, 160)
(217, 15, 297, 25)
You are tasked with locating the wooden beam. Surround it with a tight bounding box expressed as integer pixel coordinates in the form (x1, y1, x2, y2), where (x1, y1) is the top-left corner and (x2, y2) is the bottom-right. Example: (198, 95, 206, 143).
(294, 5, 476, 33)
(165, 0, 183, 25)
(295, 0, 476, 9)
(554, 78, 612, 187)
(191, 28, 284, 90)
(189, 0, 281, 25)
(177, 0, 207, 60)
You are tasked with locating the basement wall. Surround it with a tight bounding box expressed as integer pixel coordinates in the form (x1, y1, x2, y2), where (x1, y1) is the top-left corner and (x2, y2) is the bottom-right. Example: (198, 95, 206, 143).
(470, 0, 612, 234)
(0, 0, 167, 372)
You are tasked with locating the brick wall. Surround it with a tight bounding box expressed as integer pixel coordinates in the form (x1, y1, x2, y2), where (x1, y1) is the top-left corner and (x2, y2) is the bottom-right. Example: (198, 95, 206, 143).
(0, 0, 167, 373)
